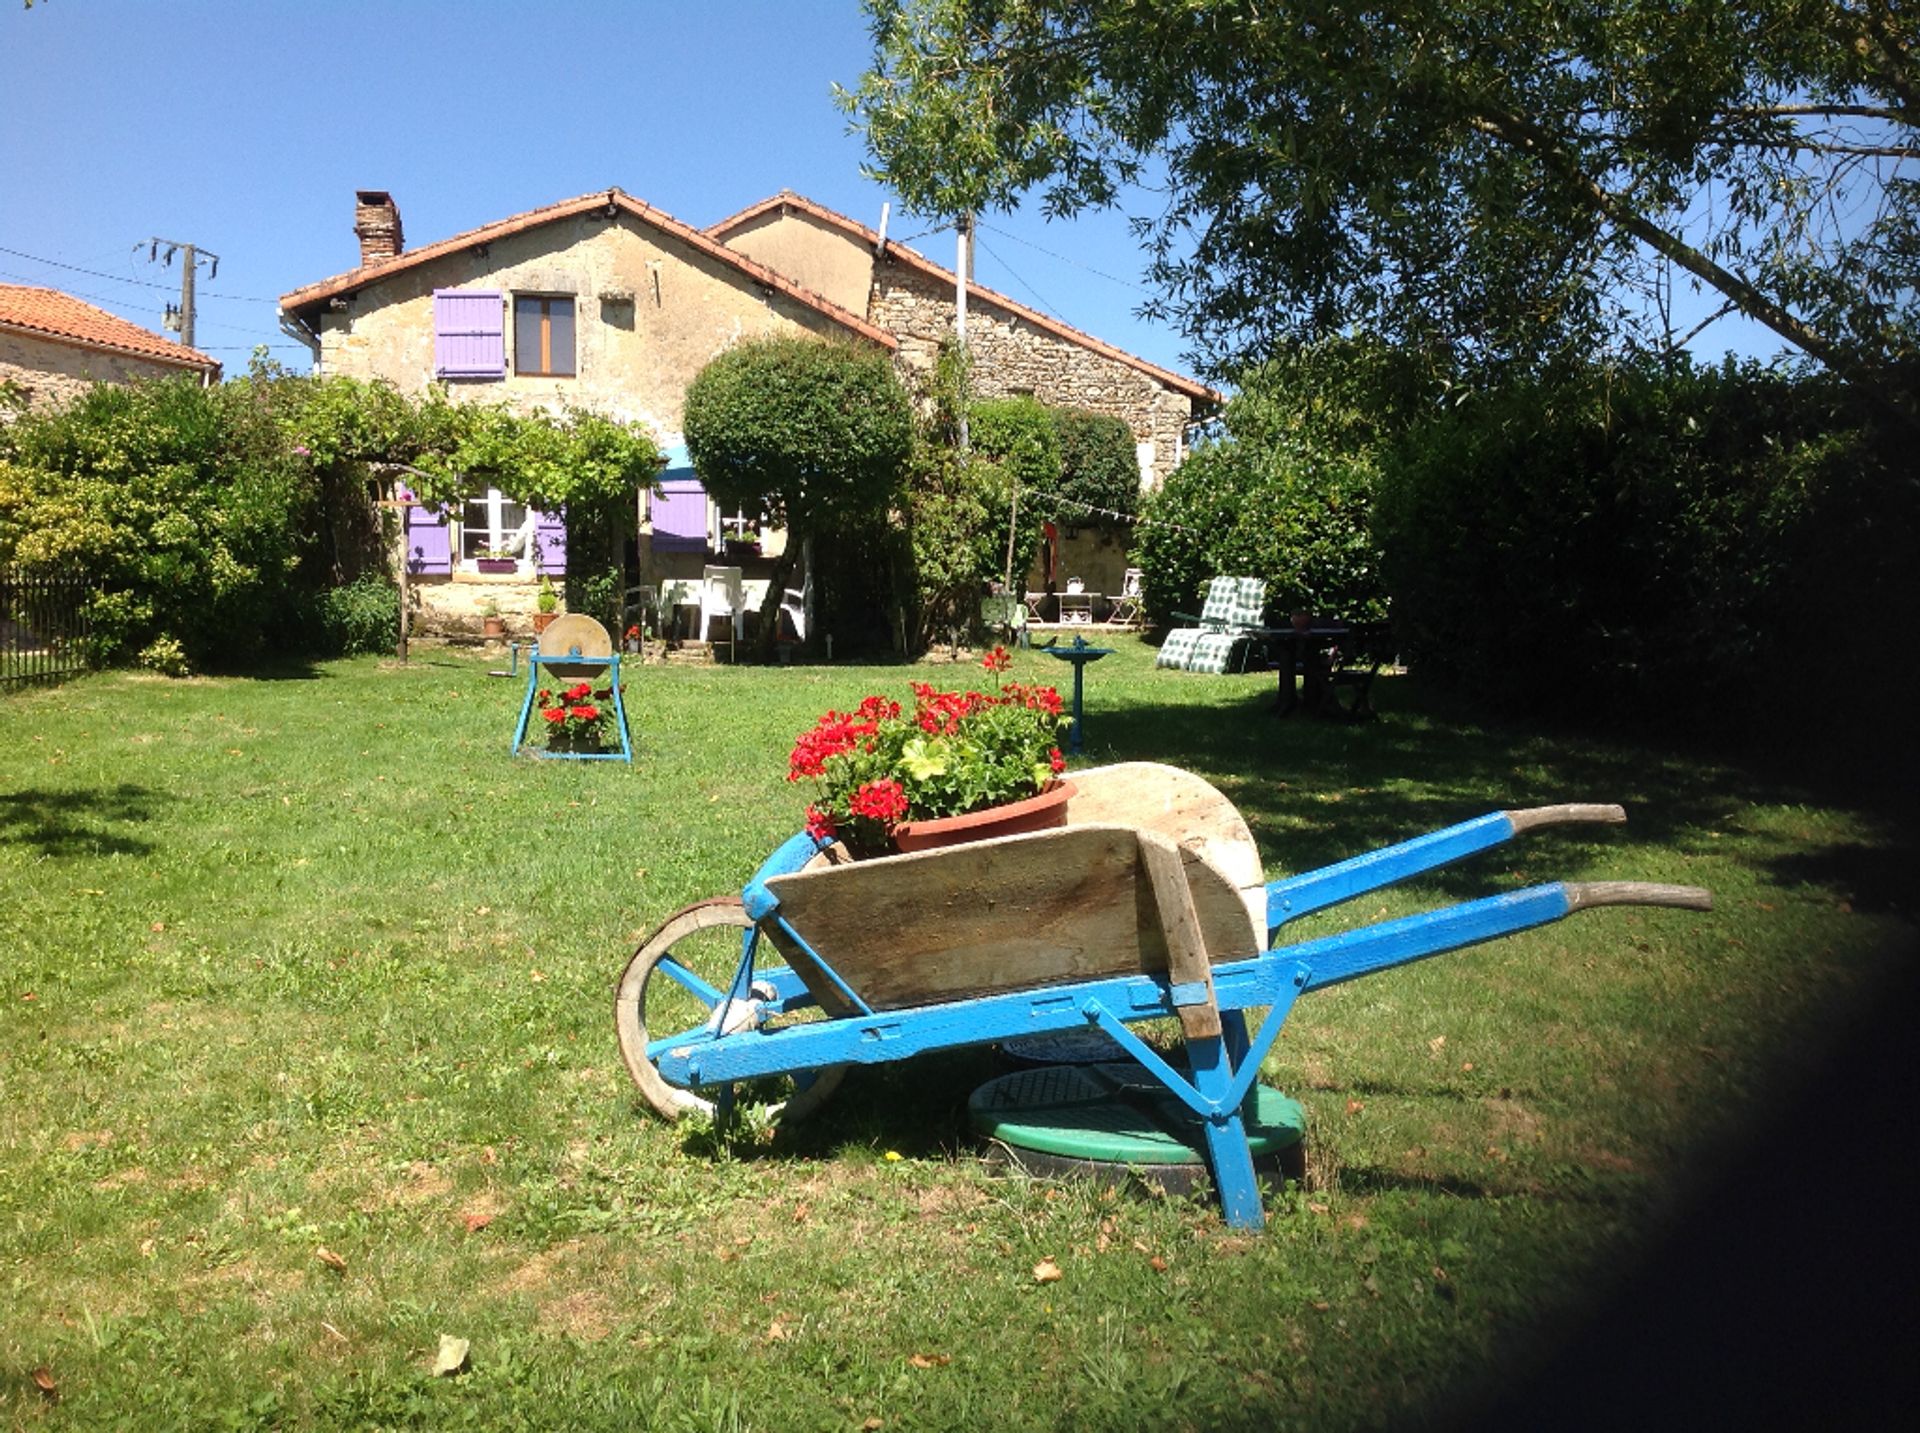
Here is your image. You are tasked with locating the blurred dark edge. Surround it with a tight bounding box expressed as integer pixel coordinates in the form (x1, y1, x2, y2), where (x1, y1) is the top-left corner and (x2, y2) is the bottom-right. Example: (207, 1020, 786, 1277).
(1441, 934, 1920, 1430)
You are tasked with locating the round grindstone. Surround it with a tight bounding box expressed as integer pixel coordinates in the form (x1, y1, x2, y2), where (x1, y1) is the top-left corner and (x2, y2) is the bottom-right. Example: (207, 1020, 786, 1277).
(969, 1061, 1305, 1189)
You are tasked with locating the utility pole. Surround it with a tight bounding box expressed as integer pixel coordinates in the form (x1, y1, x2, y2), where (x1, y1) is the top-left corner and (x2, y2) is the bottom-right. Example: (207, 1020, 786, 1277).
(142, 238, 218, 350)
(955, 211, 972, 452)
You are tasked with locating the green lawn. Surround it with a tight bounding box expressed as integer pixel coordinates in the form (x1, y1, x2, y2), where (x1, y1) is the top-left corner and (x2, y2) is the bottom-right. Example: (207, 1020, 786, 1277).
(1, 639, 1909, 1430)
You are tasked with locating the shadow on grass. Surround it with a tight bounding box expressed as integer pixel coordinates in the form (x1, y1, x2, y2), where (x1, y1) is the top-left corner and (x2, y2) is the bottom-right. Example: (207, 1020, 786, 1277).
(1762, 841, 1917, 918)
(1084, 672, 1904, 901)
(0, 782, 167, 857)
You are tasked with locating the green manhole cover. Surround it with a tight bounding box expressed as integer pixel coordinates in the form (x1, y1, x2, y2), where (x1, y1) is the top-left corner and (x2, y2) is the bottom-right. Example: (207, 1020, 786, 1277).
(969, 1062, 1305, 1167)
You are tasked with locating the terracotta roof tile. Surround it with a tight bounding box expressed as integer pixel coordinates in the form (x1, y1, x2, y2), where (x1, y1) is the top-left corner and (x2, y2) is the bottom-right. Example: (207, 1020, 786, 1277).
(0, 283, 220, 373)
(279, 189, 896, 350)
(707, 192, 1222, 407)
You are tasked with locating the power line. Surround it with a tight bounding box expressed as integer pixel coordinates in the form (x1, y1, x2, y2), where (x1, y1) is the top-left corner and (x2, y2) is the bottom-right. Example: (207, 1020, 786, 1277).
(0, 242, 278, 303)
(974, 220, 1148, 293)
(972, 234, 1063, 321)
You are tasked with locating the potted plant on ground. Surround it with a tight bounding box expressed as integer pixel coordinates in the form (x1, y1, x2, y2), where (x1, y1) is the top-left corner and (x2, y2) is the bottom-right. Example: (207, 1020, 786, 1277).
(533, 578, 561, 636)
(787, 647, 1070, 857)
(480, 598, 505, 640)
(535, 680, 623, 754)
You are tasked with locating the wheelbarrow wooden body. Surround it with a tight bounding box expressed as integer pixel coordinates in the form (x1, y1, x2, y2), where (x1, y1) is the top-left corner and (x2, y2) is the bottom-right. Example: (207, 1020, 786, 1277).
(615, 764, 1710, 1229)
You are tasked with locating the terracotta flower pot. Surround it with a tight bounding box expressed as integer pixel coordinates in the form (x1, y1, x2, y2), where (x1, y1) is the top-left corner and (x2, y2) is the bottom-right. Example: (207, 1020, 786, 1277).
(482, 616, 506, 639)
(532, 611, 558, 635)
(891, 779, 1075, 854)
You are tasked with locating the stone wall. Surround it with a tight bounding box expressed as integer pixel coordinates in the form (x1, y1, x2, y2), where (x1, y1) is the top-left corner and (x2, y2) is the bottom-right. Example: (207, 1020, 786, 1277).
(0, 331, 200, 413)
(870, 260, 1198, 485)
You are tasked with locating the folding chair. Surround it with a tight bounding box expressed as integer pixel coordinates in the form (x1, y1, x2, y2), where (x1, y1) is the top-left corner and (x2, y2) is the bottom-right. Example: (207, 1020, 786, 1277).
(1156, 576, 1267, 672)
(1105, 568, 1144, 628)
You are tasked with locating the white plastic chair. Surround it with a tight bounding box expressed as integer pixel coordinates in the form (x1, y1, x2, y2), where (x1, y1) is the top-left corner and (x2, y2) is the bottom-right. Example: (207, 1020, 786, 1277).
(780, 569, 811, 642)
(699, 565, 746, 661)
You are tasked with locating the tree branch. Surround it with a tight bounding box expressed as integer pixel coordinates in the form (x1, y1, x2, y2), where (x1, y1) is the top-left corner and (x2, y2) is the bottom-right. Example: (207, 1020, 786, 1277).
(1471, 109, 1853, 373)
(1724, 103, 1912, 126)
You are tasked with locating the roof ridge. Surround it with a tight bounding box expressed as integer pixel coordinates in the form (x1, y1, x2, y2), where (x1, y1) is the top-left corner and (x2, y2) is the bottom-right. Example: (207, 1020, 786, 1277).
(280, 189, 895, 349)
(705, 193, 1222, 405)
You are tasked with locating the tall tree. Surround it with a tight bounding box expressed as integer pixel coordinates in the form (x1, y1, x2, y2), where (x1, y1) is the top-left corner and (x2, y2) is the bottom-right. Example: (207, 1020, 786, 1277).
(841, 1, 1916, 405)
(682, 336, 915, 655)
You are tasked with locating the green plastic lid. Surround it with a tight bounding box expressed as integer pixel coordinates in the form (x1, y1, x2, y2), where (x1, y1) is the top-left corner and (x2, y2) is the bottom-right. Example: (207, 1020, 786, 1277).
(969, 1062, 1305, 1166)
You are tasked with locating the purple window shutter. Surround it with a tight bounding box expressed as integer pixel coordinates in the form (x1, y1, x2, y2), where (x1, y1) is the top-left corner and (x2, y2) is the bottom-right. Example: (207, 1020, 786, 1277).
(533, 507, 567, 575)
(433, 289, 505, 378)
(405, 505, 452, 576)
(651, 480, 709, 554)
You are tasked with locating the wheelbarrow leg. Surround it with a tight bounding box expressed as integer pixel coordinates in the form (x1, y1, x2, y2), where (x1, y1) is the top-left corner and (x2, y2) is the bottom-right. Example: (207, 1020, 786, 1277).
(1189, 1035, 1265, 1230)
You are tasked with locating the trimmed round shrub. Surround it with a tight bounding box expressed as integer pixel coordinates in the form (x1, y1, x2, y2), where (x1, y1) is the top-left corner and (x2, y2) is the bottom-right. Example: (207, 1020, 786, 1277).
(1134, 437, 1385, 625)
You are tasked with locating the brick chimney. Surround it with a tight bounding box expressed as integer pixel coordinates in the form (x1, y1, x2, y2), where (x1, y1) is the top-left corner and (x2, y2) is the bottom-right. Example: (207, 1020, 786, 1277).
(353, 191, 404, 267)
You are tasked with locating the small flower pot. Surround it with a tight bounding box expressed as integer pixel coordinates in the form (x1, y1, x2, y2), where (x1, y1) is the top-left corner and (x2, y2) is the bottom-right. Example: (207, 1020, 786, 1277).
(891, 780, 1075, 855)
(532, 611, 558, 636)
(482, 616, 506, 639)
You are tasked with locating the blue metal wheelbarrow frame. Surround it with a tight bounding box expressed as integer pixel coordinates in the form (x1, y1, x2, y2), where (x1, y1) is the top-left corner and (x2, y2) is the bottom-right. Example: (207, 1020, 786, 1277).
(614, 767, 1709, 1230)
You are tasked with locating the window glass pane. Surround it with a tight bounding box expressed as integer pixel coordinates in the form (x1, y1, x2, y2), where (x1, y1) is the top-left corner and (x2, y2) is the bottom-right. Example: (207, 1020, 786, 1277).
(547, 299, 575, 375)
(513, 298, 542, 375)
(463, 496, 491, 558)
(498, 501, 528, 543)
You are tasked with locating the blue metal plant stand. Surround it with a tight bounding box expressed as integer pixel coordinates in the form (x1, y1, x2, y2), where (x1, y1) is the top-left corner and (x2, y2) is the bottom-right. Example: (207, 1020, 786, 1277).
(511, 642, 633, 762)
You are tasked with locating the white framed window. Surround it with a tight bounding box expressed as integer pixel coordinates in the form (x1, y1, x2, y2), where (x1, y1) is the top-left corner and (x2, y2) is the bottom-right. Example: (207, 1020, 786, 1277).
(461, 488, 534, 567)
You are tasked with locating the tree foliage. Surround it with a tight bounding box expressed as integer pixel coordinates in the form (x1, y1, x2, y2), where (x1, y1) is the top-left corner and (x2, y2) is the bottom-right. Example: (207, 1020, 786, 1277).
(0, 366, 663, 668)
(1373, 356, 1915, 748)
(1133, 360, 1387, 625)
(0, 375, 325, 670)
(682, 336, 914, 533)
(683, 335, 914, 654)
(844, 1, 1917, 405)
(1049, 408, 1139, 527)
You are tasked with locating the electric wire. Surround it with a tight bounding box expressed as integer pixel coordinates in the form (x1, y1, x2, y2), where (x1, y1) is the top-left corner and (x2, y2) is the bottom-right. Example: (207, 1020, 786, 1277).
(971, 234, 1064, 321)
(974, 220, 1148, 293)
(0, 243, 280, 302)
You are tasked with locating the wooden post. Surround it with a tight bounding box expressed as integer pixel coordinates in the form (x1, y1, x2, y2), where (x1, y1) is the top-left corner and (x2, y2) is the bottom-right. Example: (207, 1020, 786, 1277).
(378, 484, 420, 665)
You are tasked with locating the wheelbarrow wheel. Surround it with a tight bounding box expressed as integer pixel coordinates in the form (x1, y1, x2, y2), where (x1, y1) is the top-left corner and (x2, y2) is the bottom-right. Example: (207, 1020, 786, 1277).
(614, 897, 844, 1124)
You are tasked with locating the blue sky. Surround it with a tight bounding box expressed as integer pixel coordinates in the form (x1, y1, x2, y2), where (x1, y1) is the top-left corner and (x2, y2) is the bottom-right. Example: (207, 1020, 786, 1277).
(2, 0, 1779, 385)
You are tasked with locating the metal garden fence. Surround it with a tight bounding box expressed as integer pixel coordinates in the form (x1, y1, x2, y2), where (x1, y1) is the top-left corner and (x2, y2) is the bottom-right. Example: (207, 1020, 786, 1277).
(1, 566, 95, 690)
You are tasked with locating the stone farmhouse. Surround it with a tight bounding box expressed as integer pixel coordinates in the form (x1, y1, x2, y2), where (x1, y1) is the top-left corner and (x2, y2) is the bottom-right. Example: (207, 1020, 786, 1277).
(277, 188, 1218, 636)
(0, 283, 220, 414)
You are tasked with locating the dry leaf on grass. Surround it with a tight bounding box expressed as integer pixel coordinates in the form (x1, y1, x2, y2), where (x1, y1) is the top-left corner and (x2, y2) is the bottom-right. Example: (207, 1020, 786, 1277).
(432, 1335, 470, 1377)
(1032, 1258, 1063, 1284)
(766, 1319, 792, 1343)
(1149, 1256, 1168, 1273)
(315, 1247, 348, 1273)
(32, 1367, 57, 1399)
(907, 1353, 951, 1368)
(462, 1212, 493, 1233)
(861, 1419, 884, 1431)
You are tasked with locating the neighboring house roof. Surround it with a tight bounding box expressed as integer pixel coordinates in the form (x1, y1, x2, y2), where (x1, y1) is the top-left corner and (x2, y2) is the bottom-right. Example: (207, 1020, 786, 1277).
(279, 188, 897, 349)
(0, 283, 220, 374)
(707, 191, 1223, 408)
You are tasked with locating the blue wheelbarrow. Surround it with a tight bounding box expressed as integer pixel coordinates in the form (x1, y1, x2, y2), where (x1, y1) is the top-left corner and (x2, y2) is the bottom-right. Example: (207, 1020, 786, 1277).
(614, 763, 1711, 1229)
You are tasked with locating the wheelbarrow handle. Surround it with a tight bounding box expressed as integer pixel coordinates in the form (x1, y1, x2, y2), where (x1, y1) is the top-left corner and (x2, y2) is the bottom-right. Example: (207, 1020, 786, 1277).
(1266, 803, 1633, 935)
(1506, 803, 1626, 831)
(1564, 881, 1714, 912)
